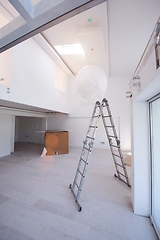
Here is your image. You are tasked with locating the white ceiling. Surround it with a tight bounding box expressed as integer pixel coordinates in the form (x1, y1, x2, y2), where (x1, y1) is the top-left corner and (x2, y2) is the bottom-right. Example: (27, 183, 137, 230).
(108, 0, 160, 76)
(0, 0, 102, 51)
(0, 0, 160, 78)
(42, 2, 109, 76)
(0, 1, 19, 28)
(40, 0, 160, 78)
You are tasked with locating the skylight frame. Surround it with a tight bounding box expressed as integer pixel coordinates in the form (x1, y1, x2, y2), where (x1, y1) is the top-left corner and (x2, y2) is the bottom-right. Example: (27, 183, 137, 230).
(0, 0, 106, 53)
(54, 43, 85, 55)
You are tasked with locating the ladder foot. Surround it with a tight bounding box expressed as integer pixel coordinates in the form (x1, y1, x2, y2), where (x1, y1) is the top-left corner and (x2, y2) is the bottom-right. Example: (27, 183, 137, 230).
(69, 184, 72, 189)
(114, 174, 131, 188)
(78, 206, 82, 212)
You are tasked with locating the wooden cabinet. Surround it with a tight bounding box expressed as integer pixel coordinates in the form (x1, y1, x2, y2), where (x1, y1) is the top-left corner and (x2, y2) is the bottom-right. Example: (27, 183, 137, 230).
(45, 131, 68, 155)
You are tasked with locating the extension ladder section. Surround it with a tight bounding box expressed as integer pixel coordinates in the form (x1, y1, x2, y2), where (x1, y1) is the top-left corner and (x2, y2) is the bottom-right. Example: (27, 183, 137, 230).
(69, 101, 101, 212)
(70, 98, 131, 211)
(101, 98, 131, 187)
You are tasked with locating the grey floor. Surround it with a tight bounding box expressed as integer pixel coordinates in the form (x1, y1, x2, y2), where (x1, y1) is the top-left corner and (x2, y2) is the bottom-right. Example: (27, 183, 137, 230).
(0, 143, 157, 240)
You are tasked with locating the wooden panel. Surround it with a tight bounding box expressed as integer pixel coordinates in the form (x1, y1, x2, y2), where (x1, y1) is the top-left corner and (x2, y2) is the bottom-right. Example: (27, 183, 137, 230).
(45, 131, 68, 155)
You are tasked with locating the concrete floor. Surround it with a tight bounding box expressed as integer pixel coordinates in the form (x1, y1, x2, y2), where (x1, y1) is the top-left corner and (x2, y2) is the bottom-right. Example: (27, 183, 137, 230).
(0, 143, 157, 240)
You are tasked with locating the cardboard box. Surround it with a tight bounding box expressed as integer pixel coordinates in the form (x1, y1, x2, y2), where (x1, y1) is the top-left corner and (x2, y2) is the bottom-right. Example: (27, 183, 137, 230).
(45, 131, 68, 155)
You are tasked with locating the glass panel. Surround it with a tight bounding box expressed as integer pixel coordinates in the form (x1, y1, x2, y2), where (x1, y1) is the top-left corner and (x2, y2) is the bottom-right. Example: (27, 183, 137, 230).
(0, 0, 25, 48)
(0, 0, 99, 52)
(30, 0, 43, 5)
(150, 96, 160, 236)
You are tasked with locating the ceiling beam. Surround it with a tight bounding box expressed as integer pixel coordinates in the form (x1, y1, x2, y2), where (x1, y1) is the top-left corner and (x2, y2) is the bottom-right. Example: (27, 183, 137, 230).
(8, 0, 34, 22)
(0, 0, 107, 53)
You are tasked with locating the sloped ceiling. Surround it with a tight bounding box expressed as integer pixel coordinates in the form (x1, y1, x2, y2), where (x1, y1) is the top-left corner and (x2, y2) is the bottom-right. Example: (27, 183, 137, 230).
(0, 0, 160, 78)
(40, 0, 160, 78)
(0, 0, 106, 52)
(42, 2, 109, 76)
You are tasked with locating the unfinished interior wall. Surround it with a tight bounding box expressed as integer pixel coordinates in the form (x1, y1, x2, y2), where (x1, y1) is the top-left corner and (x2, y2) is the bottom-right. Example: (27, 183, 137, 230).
(47, 74, 131, 150)
(131, 37, 160, 216)
(11, 116, 15, 153)
(0, 35, 71, 158)
(0, 114, 12, 158)
(0, 48, 13, 87)
(15, 116, 46, 144)
(0, 37, 70, 114)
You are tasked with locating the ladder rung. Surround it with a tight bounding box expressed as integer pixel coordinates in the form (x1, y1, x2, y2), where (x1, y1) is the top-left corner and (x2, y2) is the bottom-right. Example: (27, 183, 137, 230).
(110, 144, 119, 148)
(86, 136, 94, 140)
(84, 146, 90, 151)
(74, 181, 79, 189)
(102, 104, 109, 108)
(77, 169, 84, 177)
(113, 153, 121, 158)
(115, 162, 123, 168)
(105, 125, 114, 128)
(81, 158, 87, 164)
(89, 126, 98, 128)
(108, 135, 116, 138)
(102, 115, 110, 118)
(95, 105, 100, 108)
(118, 171, 126, 178)
(93, 115, 100, 118)
(70, 187, 80, 207)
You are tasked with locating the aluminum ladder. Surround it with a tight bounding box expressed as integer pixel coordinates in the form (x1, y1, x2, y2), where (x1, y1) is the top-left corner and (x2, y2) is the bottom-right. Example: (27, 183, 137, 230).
(101, 98, 131, 188)
(69, 101, 101, 211)
(70, 98, 131, 211)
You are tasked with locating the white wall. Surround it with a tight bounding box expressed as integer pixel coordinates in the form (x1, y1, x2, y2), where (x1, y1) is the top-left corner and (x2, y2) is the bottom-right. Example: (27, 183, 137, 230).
(0, 114, 12, 158)
(131, 33, 160, 216)
(47, 114, 121, 149)
(132, 101, 150, 216)
(0, 38, 71, 114)
(0, 36, 72, 158)
(11, 116, 15, 152)
(47, 74, 131, 150)
(15, 116, 46, 144)
(0, 48, 13, 87)
(0, 113, 15, 157)
(150, 97, 160, 232)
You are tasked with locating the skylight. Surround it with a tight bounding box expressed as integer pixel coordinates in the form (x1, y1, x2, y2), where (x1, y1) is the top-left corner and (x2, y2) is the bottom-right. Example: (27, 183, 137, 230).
(54, 44, 85, 55)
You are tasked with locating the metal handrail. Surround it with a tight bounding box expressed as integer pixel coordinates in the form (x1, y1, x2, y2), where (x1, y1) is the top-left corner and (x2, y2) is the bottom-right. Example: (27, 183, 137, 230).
(129, 16, 160, 86)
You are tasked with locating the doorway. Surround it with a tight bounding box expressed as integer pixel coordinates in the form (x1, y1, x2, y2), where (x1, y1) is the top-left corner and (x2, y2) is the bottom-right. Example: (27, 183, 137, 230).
(14, 116, 46, 153)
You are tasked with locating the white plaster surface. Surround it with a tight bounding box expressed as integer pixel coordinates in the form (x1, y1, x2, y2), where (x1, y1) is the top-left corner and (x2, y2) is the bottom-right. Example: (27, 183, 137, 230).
(0, 38, 70, 114)
(150, 97, 160, 234)
(0, 143, 157, 240)
(0, 114, 12, 158)
(132, 101, 150, 217)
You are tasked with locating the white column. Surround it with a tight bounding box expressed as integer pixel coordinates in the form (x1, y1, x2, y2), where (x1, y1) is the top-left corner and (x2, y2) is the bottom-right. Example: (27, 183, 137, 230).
(131, 101, 150, 216)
